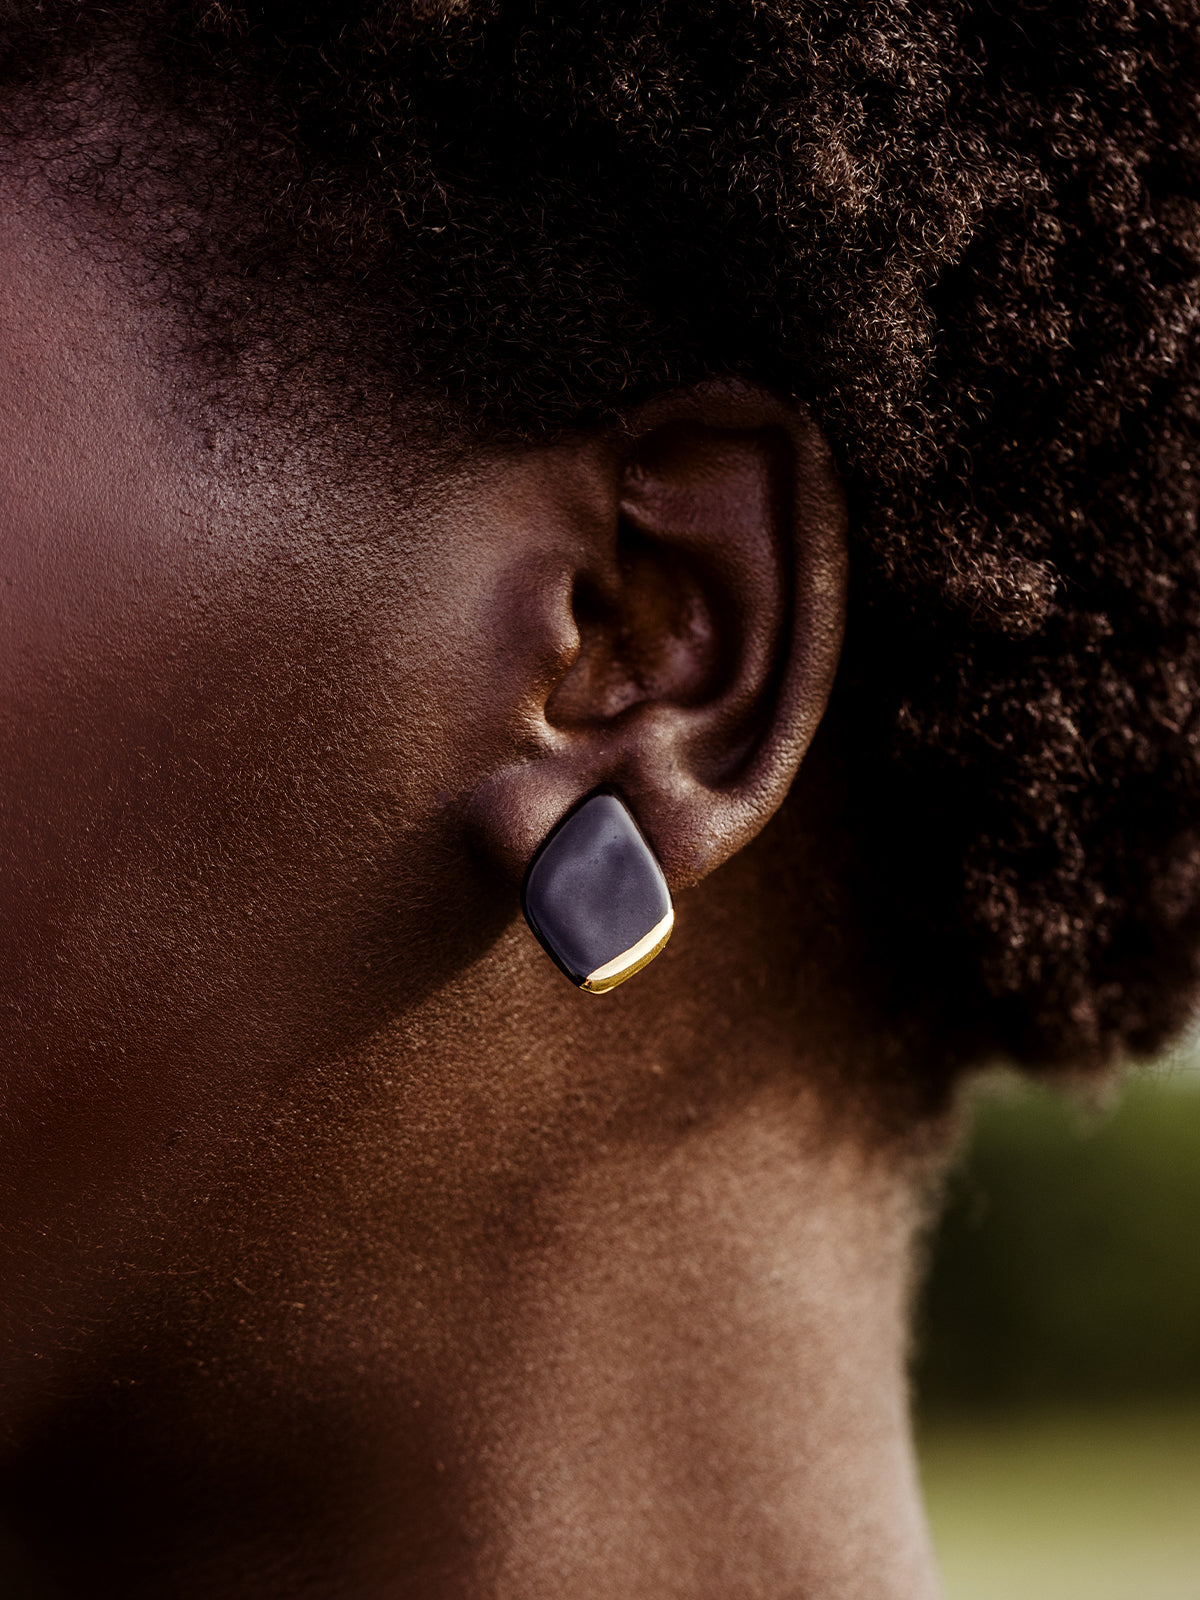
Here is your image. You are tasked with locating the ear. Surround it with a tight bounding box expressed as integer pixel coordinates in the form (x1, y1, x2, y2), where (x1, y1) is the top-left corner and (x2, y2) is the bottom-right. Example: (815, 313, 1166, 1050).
(466, 381, 847, 891)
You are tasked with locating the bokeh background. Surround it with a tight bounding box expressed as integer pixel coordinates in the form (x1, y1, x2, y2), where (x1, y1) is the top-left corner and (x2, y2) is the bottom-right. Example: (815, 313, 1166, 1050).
(914, 1045, 1200, 1599)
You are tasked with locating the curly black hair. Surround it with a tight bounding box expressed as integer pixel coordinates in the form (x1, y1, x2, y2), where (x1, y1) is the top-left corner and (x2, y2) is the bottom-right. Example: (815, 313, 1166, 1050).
(5, 0, 1200, 1072)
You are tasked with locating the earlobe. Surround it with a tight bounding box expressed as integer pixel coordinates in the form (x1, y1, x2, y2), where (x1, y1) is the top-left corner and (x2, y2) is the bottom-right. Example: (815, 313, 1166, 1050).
(467, 381, 847, 966)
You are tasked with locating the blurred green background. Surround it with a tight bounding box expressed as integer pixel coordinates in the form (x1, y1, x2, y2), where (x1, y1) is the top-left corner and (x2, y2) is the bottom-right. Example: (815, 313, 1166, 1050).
(913, 1048, 1200, 1599)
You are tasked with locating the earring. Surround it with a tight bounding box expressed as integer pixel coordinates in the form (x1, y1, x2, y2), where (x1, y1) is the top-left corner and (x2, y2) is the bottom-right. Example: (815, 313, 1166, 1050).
(521, 791, 674, 993)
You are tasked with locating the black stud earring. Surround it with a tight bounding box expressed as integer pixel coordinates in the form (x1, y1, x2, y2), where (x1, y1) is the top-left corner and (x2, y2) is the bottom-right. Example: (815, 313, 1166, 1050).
(521, 791, 674, 993)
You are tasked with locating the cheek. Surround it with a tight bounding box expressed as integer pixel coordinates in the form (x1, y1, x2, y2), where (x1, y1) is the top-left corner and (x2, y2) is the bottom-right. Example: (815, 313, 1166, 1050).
(0, 439, 531, 1330)
(4, 485, 471, 972)
(0, 231, 532, 1370)
(0, 419, 516, 1134)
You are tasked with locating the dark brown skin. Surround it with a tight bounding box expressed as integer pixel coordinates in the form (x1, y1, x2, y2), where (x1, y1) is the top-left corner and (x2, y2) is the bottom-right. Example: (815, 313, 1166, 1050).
(0, 169, 947, 1596)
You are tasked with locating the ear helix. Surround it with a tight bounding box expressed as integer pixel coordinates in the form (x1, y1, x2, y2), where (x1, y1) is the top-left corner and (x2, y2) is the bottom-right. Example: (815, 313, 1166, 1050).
(520, 792, 674, 993)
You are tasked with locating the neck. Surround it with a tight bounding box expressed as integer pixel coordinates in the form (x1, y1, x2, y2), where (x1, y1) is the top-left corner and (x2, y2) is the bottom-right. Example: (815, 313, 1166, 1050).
(467, 1092, 942, 1599)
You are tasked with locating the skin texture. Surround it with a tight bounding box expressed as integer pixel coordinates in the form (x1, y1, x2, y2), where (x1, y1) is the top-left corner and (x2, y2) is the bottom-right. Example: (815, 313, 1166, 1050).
(0, 176, 947, 1595)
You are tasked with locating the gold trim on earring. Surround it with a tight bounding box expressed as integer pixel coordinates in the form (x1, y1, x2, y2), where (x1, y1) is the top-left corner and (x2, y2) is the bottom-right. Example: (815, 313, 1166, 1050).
(579, 908, 675, 994)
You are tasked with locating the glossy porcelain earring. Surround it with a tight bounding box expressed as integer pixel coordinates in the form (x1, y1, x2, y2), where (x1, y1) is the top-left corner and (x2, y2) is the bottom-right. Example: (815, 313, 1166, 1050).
(521, 791, 674, 993)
